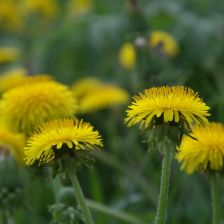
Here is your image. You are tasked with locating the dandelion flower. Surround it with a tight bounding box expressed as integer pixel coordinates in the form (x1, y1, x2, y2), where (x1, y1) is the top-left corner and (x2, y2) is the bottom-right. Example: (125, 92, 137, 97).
(0, 68, 27, 94)
(0, 81, 76, 135)
(0, 47, 20, 64)
(118, 43, 136, 70)
(0, 123, 25, 162)
(149, 31, 179, 57)
(23, 0, 58, 19)
(68, 0, 93, 15)
(125, 86, 209, 129)
(0, 0, 23, 31)
(71, 77, 102, 98)
(78, 85, 129, 113)
(176, 123, 224, 174)
(24, 118, 103, 166)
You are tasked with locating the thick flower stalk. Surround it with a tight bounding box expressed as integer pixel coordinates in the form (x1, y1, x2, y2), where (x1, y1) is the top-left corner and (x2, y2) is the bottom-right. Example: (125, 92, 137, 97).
(24, 118, 103, 224)
(0, 80, 76, 135)
(177, 123, 224, 224)
(125, 86, 210, 224)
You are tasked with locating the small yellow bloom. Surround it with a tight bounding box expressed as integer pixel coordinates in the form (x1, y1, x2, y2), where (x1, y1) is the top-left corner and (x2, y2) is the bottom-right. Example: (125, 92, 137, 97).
(125, 86, 209, 129)
(24, 118, 103, 166)
(176, 123, 224, 174)
(0, 123, 25, 162)
(0, 47, 20, 64)
(71, 77, 102, 98)
(0, 68, 27, 94)
(23, 0, 58, 19)
(118, 43, 136, 70)
(0, 0, 23, 31)
(0, 81, 76, 135)
(149, 31, 179, 57)
(68, 0, 93, 15)
(78, 85, 129, 113)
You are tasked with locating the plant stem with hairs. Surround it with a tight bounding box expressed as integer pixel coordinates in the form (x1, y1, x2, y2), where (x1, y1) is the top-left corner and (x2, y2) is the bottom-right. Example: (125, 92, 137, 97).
(155, 143, 172, 224)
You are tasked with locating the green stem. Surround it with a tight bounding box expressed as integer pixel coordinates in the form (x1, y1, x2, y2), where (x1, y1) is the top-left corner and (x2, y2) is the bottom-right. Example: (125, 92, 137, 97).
(67, 170, 94, 224)
(155, 146, 172, 224)
(52, 175, 62, 203)
(210, 174, 221, 224)
(86, 199, 146, 224)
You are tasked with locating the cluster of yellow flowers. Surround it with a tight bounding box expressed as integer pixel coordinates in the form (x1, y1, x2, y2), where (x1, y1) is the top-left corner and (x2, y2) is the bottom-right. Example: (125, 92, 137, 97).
(0, 0, 93, 32)
(126, 85, 224, 175)
(0, 68, 128, 167)
(118, 31, 179, 70)
(0, 63, 222, 177)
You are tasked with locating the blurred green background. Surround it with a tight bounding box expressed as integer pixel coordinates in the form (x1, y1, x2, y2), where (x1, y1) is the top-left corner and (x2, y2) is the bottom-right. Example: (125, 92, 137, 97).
(1, 0, 224, 223)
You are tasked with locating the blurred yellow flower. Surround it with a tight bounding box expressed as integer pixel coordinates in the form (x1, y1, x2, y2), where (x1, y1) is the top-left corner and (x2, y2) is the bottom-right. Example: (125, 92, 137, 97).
(0, 123, 25, 162)
(118, 43, 136, 70)
(0, 68, 27, 94)
(0, 47, 20, 64)
(68, 0, 93, 15)
(0, 81, 76, 135)
(11, 74, 53, 87)
(71, 77, 102, 98)
(149, 31, 179, 57)
(78, 85, 129, 113)
(23, 0, 58, 19)
(0, 0, 23, 31)
(125, 86, 209, 129)
(176, 123, 224, 174)
(24, 118, 103, 166)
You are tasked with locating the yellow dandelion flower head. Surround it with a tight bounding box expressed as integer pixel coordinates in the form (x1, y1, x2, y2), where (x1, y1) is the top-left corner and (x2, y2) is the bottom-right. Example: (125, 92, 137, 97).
(176, 123, 224, 174)
(24, 118, 103, 166)
(68, 0, 93, 15)
(0, 0, 23, 31)
(71, 77, 102, 98)
(0, 68, 27, 94)
(125, 86, 209, 129)
(0, 123, 25, 162)
(23, 0, 58, 19)
(10, 74, 54, 88)
(0, 81, 76, 135)
(0, 47, 20, 64)
(149, 31, 179, 57)
(78, 85, 129, 113)
(118, 42, 136, 70)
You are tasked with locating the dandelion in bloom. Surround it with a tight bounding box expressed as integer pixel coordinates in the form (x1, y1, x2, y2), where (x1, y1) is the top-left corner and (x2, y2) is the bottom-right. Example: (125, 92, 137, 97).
(0, 47, 20, 64)
(125, 86, 209, 131)
(23, 0, 58, 20)
(68, 0, 93, 15)
(176, 123, 224, 174)
(176, 122, 223, 224)
(0, 0, 23, 32)
(0, 123, 25, 163)
(149, 31, 179, 57)
(71, 77, 102, 98)
(24, 118, 102, 224)
(118, 42, 136, 70)
(125, 86, 210, 224)
(0, 81, 76, 135)
(78, 85, 129, 113)
(71, 78, 129, 113)
(24, 118, 102, 166)
(0, 68, 27, 94)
